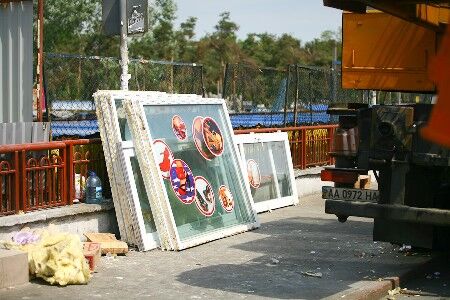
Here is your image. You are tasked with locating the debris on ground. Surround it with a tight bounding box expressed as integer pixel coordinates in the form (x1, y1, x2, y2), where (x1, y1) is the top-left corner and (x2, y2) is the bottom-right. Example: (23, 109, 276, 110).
(2, 226, 91, 286)
(83, 242, 101, 272)
(84, 233, 128, 255)
(398, 244, 412, 252)
(300, 271, 323, 278)
(12, 230, 39, 245)
(388, 287, 401, 296)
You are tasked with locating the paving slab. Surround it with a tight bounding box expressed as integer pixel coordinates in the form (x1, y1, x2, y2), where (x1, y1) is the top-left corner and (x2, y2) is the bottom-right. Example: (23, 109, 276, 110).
(0, 193, 435, 300)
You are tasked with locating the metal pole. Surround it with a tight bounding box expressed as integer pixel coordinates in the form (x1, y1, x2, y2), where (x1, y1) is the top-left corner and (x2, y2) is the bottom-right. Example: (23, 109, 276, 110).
(283, 65, 290, 127)
(371, 90, 377, 106)
(293, 65, 299, 127)
(332, 42, 337, 103)
(120, 0, 129, 90)
(36, 0, 44, 122)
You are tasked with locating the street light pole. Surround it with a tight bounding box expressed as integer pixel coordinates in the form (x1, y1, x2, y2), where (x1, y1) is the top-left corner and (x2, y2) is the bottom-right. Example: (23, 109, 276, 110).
(120, 0, 130, 90)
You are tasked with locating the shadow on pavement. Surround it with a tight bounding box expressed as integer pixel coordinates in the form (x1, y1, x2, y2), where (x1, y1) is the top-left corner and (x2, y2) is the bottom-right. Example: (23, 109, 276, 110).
(177, 216, 429, 299)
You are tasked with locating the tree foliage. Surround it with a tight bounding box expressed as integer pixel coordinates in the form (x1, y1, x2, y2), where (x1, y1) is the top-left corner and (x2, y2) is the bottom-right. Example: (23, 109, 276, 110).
(43, 1, 341, 93)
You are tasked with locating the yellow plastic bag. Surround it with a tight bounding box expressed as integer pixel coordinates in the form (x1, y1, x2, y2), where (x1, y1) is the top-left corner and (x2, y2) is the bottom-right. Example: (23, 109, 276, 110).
(2, 226, 91, 286)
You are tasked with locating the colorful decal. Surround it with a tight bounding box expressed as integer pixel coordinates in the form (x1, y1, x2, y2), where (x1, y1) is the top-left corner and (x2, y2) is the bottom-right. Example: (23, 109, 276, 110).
(153, 139, 174, 179)
(218, 185, 234, 213)
(202, 117, 224, 157)
(192, 116, 215, 160)
(247, 159, 261, 188)
(169, 159, 196, 204)
(194, 176, 215, 217)
(172, 115, 187, 141)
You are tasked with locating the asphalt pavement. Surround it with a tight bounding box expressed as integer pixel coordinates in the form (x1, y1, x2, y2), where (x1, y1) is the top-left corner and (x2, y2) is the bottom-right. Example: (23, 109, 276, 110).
(0, 193, 443, 300)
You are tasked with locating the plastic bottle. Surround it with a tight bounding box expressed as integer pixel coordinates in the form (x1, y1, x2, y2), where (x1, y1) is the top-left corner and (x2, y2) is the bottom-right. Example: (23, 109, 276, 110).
(85, 171, 103, 204)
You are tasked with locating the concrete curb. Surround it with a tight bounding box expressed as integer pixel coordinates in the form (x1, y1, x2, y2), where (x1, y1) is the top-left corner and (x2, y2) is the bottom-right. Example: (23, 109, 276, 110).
(325, 257, 434, 300)
(0, 201, 114, 227)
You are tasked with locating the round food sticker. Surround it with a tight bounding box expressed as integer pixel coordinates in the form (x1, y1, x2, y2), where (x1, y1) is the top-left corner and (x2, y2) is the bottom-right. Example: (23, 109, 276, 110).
(247, 159, 261, 188)
(172, 115, 187, 141)
(202, 117, 224, 157)
(169, 159, 195, 204)
(194, 176, 215, 217)
(192, 116, 215, 160)
(218, 185, 234, 213)
(153, 139, 174, 179)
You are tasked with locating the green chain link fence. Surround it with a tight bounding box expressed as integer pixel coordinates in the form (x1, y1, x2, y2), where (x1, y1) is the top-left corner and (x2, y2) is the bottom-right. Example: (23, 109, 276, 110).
(44, 53, 204, 139)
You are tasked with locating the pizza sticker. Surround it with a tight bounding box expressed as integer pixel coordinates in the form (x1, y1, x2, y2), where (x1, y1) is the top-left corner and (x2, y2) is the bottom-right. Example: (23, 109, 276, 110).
(194, 176, 215, 217)
(172, 115, 187, 141)
(192, 116, 215, 160)
(218, 185, 234, 213)
(169, 159, 195, 204)
(153, 139, 174, 179)
(247, 159, 261, 188)
(202, 117, 224, 157)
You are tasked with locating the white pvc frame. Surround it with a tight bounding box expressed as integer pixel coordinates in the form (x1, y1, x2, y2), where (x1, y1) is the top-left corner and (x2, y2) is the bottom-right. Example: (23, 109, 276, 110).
(234, 132, 299, 213)
(95, 90, 186, 250)
(124, 95, 260, 250)
(119, 141, 160, 250)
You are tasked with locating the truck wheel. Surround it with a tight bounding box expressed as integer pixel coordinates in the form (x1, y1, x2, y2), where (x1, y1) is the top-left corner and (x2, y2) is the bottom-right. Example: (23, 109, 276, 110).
(337, 215, 348, 223)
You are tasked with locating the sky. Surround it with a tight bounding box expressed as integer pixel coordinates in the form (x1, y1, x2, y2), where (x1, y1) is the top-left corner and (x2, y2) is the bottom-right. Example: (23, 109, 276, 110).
(174, 0, 342, 43)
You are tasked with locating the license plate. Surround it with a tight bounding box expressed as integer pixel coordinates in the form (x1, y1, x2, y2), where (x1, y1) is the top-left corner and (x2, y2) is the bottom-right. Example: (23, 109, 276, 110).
(322, 186, 379, 202)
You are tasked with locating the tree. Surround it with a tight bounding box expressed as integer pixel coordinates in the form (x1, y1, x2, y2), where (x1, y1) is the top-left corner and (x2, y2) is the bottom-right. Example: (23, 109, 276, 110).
(303, 29, 341, 66)
(197, 12, 244, 94)
(44, 0, 101, 53)
(174, 17, 198, 62)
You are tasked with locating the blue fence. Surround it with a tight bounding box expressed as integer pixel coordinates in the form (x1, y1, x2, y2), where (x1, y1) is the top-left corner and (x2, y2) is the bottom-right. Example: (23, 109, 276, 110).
(50, 104, 334, 138)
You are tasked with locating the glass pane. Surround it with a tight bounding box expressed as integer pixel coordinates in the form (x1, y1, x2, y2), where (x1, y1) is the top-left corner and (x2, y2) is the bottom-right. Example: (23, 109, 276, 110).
(270, 141, 293, 197)
(143, 104, 256, 242)
(129, 156, 157, 233)
(242, 143, 278, 203)
(115, 99, 132, 141)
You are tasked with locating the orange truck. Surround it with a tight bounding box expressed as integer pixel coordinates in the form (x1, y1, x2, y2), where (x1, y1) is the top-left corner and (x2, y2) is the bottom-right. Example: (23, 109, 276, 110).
(321, 1, 450, 249)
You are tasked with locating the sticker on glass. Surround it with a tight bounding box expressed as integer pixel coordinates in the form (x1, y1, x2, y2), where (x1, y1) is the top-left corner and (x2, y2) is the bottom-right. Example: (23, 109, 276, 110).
(192, 116, 215, 160)
(202, 117, 224, 157)
(218, 185, 234, 213)
(170, 159, 196, 204)
(153, 139, 174, 179)
(247, 159, 261, 188)
(194, 176, 215, 217)
(172, 115, 187, 141)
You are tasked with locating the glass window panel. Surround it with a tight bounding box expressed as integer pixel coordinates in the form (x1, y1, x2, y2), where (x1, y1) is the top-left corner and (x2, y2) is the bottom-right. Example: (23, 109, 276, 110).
(270, 141, 293, 198)
(129, 156, 157, 233)
(242, 143, 278, 203)
(143, 104, 256, 242)
(115, 99, 132, 141)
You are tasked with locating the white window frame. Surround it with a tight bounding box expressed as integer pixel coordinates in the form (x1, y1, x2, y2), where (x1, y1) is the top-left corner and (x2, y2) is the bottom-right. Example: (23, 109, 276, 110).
(119, 141, 160, 250)
(94, 91, 179, 250)
(124, 95, 259, 250)
(234, 132, 299, 213)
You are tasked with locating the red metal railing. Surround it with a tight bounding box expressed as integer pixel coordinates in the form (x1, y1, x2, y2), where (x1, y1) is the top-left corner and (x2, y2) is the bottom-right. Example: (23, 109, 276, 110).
(0, 139, 110, 216)
(66, 138, 110, 204)
(0, 125, 335, 216)
(0, 155, 19, 216)
(234, 125, 337, 169)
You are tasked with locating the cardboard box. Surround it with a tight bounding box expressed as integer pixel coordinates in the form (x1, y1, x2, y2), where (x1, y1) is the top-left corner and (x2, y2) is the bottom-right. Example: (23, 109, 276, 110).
(83, 242, 101, 272)
(0, 249, 29, 289)
(84, 233, 128, 255)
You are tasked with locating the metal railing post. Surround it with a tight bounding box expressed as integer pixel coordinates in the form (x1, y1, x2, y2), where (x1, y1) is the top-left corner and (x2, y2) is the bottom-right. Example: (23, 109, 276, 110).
(20, 150, 27, 212)
(301, 127, 307, 169)
(14, 151, 20, 214)
(67, 144, 74, 205)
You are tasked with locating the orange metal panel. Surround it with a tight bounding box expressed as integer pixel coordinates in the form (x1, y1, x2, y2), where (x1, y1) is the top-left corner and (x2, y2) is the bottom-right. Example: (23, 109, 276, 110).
(416, 4, 450, 27)
(342, 12, 437, 91)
